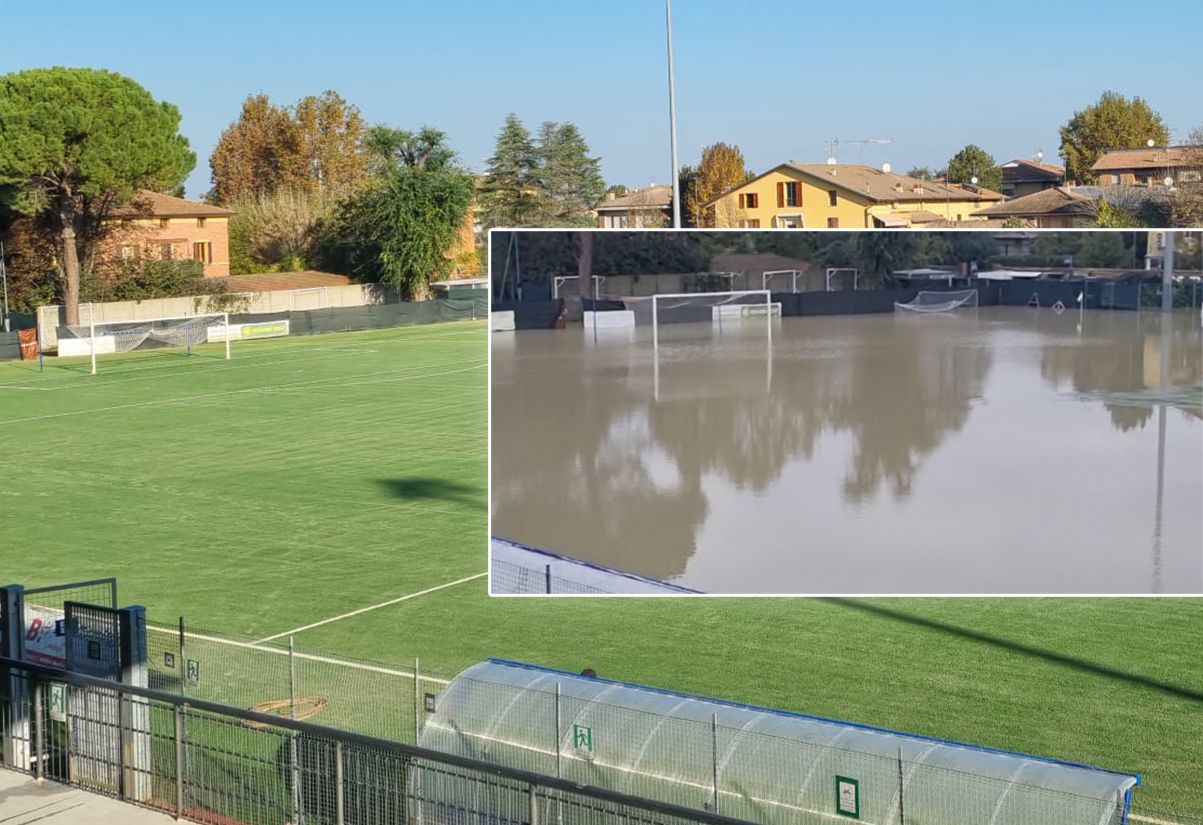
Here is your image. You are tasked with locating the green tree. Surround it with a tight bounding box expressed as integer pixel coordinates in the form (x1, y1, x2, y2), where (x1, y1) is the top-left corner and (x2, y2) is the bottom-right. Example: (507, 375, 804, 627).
(1094, 198, 1141, 228)
(906, 166, 935, 181)
(685, 142, 751, 227)
(945, 144, 1002, 191)
(854, 233, 918, 280)
(313, 126, 472, 297)
(479, 113, 540, 229)
(0, 67, 194, 324)
(1059, 91, 1169, 184)
(536, 121, 605, 226)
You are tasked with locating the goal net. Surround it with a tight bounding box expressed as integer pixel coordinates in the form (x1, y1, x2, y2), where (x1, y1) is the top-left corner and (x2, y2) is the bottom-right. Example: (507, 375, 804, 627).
(617, 290, 778, 331)
(894, 289, 979, 313)
(61, 311, 231, 374)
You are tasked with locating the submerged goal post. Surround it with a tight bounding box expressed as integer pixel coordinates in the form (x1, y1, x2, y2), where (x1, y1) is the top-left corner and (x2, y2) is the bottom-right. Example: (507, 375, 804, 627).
(651, 289, 775, 350)
(85, 306, 231, 375)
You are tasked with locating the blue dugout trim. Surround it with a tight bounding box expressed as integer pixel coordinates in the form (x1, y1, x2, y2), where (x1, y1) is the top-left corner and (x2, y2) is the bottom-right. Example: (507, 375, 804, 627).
(491, 536, 701, 594)
(485, 658, 1140, 786)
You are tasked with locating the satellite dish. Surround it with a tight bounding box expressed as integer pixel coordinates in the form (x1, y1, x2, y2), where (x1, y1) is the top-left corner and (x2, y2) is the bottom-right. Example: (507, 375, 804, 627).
(1035, 150, 1044, 162)
(881, 162, 892, 173)
(1147, 139, 1156, 148)
(971, 175, 979, 185)
(826, 156, 837, 165)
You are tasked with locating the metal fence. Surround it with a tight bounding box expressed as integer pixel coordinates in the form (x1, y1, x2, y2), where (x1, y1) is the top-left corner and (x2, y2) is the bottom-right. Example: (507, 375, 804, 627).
(0, 657, 762, 825)
(144, 619, 450, 745)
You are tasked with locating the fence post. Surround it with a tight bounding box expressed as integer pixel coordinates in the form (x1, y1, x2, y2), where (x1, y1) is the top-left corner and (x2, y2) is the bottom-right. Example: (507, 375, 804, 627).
(554, 682, 561, 779)
(545, 564, 552, 595)
(174, 705, 185, 820)
(117, 688, 127, 800)
(413, 658, 421, 741)
(897, 746, 906, 825)
(335, 740, 345, 825)
(529, 783, 540, 825)
(711, 713, 719, 814)
(32, 679, 43, 781)
(177, 617, 186, 696)
(289, 637, 301, 825)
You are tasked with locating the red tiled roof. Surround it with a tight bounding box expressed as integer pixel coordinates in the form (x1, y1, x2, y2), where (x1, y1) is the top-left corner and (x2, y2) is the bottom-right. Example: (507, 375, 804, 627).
(111, 190, 234, 218)
(211, 271, 353, 292)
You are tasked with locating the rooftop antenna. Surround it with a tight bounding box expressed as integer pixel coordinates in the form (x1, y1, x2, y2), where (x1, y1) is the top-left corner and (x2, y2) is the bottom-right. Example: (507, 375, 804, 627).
(843, 137, 895, 163)
(1035, 149, 1044, 163)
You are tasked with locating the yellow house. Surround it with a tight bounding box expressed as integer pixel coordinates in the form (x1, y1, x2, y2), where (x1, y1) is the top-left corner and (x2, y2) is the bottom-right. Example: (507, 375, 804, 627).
(706, 163, 1004, 228)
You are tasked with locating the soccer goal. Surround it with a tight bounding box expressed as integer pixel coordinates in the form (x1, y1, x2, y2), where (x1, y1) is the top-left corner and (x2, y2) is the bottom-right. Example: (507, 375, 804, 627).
(894, 289, 979, 314)
(61, 307, 231, 374)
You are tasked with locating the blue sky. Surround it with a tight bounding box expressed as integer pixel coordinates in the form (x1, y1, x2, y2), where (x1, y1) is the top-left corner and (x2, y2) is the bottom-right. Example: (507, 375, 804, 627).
(3, 0, 1200, 198)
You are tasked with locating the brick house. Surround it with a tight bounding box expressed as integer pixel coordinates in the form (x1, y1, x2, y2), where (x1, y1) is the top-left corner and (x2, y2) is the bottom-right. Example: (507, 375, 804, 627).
(107, 191, 234, 277)
(1090, 146, 1202, 187)
(999, 158, 1064, 198)
(596, 185, 673, 228)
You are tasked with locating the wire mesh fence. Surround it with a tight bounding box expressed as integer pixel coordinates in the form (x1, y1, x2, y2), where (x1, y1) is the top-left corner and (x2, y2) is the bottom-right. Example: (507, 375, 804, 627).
(144, 619, 450, 745)
(490, 538, 699, 595)
(1, 659, 761, 825)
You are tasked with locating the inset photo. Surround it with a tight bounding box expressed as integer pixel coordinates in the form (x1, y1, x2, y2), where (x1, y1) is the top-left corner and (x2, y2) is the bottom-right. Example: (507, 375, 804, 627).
(489, 229, 1203, 595)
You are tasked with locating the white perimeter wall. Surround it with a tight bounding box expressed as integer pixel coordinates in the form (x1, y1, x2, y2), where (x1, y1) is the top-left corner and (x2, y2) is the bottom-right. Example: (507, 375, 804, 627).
(38, 283, 396, 350)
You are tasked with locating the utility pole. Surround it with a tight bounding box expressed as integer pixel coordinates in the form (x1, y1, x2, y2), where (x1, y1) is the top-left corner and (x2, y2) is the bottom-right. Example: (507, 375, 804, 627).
(1, 242, 9, 332)
(665, 0, 681, 228)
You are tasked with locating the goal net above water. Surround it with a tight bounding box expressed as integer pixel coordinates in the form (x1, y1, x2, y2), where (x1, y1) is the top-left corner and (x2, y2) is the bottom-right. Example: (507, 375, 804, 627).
(61, 311, 231, 374)
(895, 289, 979, 313)
(616, 290, 779, 331)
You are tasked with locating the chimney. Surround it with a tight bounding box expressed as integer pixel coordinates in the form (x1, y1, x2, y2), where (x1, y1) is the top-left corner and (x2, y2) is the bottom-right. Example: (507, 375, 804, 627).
(606, 191, 617, 201)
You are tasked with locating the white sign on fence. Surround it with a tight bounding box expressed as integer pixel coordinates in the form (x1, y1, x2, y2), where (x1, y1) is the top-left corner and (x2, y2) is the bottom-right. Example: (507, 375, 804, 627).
(22, 604, 67, 667)
(206, 320, 290, 342)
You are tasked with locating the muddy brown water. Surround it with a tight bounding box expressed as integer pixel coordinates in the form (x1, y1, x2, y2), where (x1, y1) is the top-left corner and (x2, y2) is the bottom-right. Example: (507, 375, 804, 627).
(491, 308, 1203, 594)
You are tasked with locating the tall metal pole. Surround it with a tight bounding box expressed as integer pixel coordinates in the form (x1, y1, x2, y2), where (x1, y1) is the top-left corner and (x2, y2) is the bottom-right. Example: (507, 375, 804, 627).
(1161, 230, 1175, 313)
(1, 241, 9, 332)
(665, 0, 681, 228)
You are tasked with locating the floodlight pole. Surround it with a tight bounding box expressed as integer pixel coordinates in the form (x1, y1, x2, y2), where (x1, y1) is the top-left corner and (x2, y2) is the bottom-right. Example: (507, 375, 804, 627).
(665, 0, 681, 228)
(224, 312, 231, 360)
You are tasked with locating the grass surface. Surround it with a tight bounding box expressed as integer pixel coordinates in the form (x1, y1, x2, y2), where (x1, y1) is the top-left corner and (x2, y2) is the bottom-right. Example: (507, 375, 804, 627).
(3, 322, 1201, 821)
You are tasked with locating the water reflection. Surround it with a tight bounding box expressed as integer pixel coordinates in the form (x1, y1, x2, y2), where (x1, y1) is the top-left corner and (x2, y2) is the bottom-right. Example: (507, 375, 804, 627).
(491, 308, 1203, 593)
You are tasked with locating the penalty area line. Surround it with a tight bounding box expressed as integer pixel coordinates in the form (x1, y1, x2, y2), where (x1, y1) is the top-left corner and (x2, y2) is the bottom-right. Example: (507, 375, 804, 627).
(255, 572, 486, 643)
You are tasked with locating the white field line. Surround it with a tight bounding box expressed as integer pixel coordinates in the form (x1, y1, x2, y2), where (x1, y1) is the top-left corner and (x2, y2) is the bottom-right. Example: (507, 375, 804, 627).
(0, 330, 483, 392)
(1130, 816, 1191, 825)
(145, 623, 450, 685)
(0, 361, 485, 425)
(256, 573, 486, 643)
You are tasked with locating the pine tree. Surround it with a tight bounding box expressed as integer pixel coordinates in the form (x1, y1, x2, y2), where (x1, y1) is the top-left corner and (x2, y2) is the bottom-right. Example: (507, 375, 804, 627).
(479, 114, 540, 229)
(536, 122, 605, 226)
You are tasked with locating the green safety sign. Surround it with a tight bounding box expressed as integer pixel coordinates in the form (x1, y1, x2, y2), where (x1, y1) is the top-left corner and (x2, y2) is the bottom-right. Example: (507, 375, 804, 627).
(836, 775, 860, 819)
(48, 683, 67, 723)
(572, 723, 594, 754)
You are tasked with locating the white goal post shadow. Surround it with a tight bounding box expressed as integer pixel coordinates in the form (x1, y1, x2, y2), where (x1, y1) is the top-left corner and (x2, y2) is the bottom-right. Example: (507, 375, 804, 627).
(83, 304, 231, 375)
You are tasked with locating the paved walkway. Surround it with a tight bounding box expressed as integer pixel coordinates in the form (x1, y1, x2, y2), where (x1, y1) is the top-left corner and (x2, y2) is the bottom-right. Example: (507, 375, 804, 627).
(0, 769, 174, 824)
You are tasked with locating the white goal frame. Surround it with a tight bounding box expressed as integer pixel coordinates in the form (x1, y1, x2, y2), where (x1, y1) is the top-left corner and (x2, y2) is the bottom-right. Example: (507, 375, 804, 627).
(552, 275, 607, 300)
(651, 289, 776, 402)
(825, 268, 860, 292)
(761, 269, 807, 293)
(85, 305, 230, 375)
(651, 290, 775, 350)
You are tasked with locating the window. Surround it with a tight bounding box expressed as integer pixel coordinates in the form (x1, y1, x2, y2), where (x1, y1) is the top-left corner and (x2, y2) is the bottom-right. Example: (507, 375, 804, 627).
(745, 192, 758, 209)
(828, 190, 838, 207)
(159, 242, 174, 260)
(739, 219, 761, 228)
(1180, 170, 1202, 183)
(196, 217, 206, 228)
(192, 241, 212, 264)
(159, 218, 170, 229)
(826, 217, 839, 228)
(119, 244, 139, 260)
(776, 181, 801, 208)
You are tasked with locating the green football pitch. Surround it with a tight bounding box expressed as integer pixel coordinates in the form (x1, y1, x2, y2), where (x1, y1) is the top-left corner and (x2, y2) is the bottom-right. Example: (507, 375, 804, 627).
(2, 322, 1200, 822)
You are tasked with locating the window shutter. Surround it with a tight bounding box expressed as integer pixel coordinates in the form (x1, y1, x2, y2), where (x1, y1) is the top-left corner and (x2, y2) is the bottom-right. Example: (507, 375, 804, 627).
(739, 193, 746, 209)
(795, 182, 802, 206)
(777, 182, 784, 208)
